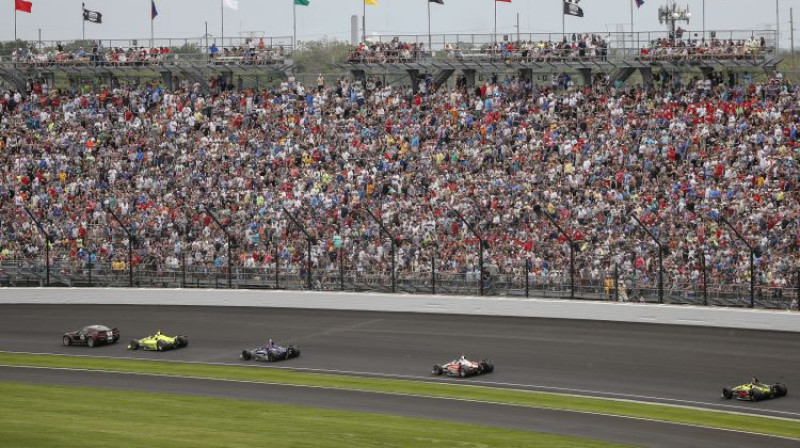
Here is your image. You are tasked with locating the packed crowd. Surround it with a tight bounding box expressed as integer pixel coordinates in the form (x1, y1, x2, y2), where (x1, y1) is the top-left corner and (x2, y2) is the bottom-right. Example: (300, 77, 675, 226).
(348, 40, 427, 63)
(348, 33, 769, 65)
(641, 35, 769, 61)
(4, 38, 289, 67)
(0, 68, 798, 301)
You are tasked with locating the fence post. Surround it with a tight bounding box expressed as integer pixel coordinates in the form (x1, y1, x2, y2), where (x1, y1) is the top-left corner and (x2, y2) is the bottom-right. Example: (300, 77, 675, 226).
(525, 258, 530, 298)
(88, 256, 92, 287)
(274, 240, 279, 289)
(431, 251, 436, 295)
(535, 205, 574, 300)
(181, 251, 186, 288)
(105, 206, 134, 288)
(614, 263, 619, 302)
(701, 249, 708, 306)
(630, 213, 663, 304)
(450, 208, 486, 296)
(362, 207, 399, 294)
(22, 207, 51, 287)
(281, 206, 314, 290)
(796, 270, 800, 310)
(306, 239, 312, 290)
(719, 216, 755, 308)
(339, 247, 344, 291)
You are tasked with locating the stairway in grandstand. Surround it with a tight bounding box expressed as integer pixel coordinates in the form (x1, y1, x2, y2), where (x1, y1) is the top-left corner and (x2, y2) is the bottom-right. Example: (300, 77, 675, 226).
(431, 69, 455, 91)
(0, 65, 29, 94)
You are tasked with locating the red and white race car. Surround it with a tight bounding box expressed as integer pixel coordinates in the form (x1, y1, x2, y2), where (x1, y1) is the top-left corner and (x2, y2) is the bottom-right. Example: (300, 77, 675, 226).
(432, 355, 494, 378)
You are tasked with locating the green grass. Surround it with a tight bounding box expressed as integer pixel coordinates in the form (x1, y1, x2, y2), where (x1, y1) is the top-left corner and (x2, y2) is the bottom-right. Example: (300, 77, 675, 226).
(0, 352, 798, 441)
(0, 382, 630, 448)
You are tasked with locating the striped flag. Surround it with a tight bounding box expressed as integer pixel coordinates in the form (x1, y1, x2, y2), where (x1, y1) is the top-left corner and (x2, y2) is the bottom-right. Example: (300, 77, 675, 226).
(151, 0, 158, 19)
(635, 0, 644, 8)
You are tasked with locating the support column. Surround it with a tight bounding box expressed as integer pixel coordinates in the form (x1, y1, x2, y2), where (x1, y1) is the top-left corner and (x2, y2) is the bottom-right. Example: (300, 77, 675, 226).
(160, 71, 174, 91)
(638, 67, 654, 87)
(517, 68, 533, 84)
(462, 69, 476, 89)
(577, 68, 593, 86)
(351, 69, 366, 85)
(407, 69, 421, 93)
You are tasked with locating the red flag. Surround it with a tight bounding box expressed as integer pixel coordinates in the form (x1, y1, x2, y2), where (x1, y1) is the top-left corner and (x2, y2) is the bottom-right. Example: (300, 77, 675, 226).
(15, 0, 33, 13)
(495, 0, 511, 2)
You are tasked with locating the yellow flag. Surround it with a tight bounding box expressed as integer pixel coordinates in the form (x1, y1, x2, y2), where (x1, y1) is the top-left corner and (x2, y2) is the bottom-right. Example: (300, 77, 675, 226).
(365, 0, 377, 5)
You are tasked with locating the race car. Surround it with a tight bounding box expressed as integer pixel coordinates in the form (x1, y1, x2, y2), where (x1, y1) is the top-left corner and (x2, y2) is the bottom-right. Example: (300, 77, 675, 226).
(432, 355, 494, 378)
(240, 339, 300, 362)
(63, 324, 120, 348)
(127, 331, 188, 351)
(722, 378, 788, 401)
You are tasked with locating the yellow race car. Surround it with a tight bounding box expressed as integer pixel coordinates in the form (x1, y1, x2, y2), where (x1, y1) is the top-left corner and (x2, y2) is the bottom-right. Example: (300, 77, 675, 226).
(127, 331, 188, 351)
(722, 378, 788, 402)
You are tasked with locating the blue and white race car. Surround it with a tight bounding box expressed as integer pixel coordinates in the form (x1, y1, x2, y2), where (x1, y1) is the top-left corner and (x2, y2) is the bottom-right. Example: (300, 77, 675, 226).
(240, 339, 300, 362)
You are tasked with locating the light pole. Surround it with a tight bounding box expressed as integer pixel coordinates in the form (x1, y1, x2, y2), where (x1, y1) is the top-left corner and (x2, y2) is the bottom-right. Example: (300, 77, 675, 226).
(658, 2, 692, 42)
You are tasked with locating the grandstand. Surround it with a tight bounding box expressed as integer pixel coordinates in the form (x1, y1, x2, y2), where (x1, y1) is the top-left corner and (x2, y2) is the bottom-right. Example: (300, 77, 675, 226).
(341, 30, 778, 91)
(0, 36, 294, 94)
(0, 27, 798, 311)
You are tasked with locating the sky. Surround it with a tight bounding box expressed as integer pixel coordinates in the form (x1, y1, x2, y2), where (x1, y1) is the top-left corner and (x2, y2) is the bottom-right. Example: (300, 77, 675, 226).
(1, 0, 796, 47)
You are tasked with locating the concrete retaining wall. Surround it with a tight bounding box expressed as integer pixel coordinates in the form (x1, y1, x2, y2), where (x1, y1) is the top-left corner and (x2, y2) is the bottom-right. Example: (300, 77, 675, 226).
(1, 288, 798, 332)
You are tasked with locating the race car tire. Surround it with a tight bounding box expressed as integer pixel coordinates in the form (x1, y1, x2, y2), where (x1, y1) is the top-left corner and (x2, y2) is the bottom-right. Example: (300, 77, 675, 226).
(722, 388, 733, 400)
(775, 384, 788, 398)
(241, 350, 252, 361)
(156, 340, 166, 351)
(86, 337, 95, 348)
(432, 365, 443, 376)
(267, 351, 275, 362)
(63, 336, 71, 346)
(751, 389, 767, 402)
(128, 339, 139, 350)
(176, 336, 188, 348)
(482, 362, 494, 373)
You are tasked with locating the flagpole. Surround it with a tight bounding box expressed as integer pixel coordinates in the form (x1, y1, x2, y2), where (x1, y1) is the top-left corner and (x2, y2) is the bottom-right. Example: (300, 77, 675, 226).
(702, 0, 705, 42)
(293, 0, 297, 55)
(151, 4, 155, 48)
(221, 0, 225, 50)
(428, 0, 432, 52)
(14, 3, 17, 42)
(362, 0, 366, 43)
(494, 1, 497, 45)
(630, 0, 634, 35)
(82, 2, 86, 41)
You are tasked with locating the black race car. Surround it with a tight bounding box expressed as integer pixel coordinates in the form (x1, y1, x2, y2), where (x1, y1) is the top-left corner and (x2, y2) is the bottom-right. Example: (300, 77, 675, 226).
(63, 324, 120, 348)
(241, 340, 300, 362)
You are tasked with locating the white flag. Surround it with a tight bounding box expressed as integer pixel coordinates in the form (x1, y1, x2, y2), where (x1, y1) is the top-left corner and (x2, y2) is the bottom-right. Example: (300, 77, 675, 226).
(223, 0, 239, 10)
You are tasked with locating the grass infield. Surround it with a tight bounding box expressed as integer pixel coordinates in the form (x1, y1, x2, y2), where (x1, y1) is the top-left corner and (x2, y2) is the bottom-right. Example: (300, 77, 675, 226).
(0, 382, 631, 448)
(0, 352, 798, 441)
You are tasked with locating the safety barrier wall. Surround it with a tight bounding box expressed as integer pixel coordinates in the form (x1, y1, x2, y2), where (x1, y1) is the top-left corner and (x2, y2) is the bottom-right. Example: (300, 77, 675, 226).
(0, 288, 797, 333)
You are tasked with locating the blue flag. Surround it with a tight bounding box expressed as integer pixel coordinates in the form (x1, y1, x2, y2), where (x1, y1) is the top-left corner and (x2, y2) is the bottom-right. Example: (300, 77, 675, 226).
(151, 0, 159, 19)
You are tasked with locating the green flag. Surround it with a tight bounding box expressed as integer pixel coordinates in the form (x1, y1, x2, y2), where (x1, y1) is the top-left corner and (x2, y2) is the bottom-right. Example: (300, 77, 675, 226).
(295, 0, 310, 5)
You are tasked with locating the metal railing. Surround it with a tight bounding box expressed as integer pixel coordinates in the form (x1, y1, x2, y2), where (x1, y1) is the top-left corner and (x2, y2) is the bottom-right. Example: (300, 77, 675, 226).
(0, 36, 293, 67)
(0, 257, 796, 311)
(346, 30, 776, 65)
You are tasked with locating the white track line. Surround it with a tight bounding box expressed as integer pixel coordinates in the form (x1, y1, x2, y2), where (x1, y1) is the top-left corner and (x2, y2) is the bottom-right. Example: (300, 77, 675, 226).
(1, 363, 798, 443)
(1, 349, 799, 420)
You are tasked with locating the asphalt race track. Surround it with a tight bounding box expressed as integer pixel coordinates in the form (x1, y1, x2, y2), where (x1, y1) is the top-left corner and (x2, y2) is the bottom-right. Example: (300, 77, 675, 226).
(0, 304, 799, 447)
